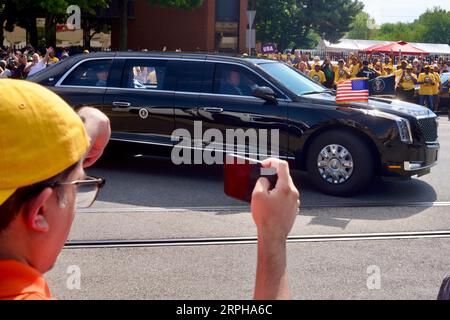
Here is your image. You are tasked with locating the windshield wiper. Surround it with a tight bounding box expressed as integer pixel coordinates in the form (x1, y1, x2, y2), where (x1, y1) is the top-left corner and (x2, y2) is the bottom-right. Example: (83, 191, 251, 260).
(301, 89, 335, 96)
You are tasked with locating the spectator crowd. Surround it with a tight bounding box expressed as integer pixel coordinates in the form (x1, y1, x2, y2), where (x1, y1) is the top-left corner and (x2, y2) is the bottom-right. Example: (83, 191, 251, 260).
(2, 45, 449, 114)
(260, 51, 449, 113)
(0, 46, 72, 80)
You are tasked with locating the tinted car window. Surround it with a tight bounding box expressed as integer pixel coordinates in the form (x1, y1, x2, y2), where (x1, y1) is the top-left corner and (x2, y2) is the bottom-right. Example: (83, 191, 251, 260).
(62, 59, 112, 87)
(122, 59, 167, 90)
(214, 64, 269, 96)
(258, 62, 325, 96)
(173, 61, 205, 93)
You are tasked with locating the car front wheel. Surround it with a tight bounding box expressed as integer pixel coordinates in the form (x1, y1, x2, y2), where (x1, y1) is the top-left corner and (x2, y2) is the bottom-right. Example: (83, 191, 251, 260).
(306, 130, 375, 196)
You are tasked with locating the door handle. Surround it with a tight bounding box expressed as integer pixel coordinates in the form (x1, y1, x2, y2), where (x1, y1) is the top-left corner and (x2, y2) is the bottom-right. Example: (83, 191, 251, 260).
(200, 107, 223, 113)
(112, 101, 131, 108)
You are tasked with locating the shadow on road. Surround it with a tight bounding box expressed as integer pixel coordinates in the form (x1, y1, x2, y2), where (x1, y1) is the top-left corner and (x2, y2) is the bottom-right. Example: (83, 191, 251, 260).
(87, 150, 438, 226)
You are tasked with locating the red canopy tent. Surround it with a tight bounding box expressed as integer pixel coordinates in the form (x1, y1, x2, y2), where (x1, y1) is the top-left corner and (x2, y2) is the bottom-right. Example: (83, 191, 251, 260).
(363, 41, 429, 56)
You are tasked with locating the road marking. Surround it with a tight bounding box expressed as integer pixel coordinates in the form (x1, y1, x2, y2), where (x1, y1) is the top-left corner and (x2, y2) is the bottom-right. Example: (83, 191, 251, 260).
(78, 201, 450, 214)
(65, 230, 450, 249)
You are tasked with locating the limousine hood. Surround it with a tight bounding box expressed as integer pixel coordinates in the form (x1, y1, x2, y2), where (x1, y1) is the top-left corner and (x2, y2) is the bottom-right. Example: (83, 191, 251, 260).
(304, 92, 436, 119)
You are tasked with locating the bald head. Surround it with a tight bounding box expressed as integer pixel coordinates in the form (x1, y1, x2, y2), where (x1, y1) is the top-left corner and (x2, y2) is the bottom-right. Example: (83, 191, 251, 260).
(32, 53, 40, 63)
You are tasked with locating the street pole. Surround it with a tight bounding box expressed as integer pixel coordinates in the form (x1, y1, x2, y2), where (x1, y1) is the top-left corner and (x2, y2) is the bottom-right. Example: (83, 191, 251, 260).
(246, 10, 256, 56)
(247, 0, 257, 56)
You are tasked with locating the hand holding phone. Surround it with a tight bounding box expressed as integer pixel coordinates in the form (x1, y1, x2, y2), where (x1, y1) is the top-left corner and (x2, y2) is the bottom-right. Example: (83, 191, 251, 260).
(250, 158, 300, 240)
(224, 154, 277, 203)
(251, 158, 299, 300)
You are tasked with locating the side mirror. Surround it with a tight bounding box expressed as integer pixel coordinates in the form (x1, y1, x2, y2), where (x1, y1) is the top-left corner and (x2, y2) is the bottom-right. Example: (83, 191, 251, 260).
(252, 86, 278, 104)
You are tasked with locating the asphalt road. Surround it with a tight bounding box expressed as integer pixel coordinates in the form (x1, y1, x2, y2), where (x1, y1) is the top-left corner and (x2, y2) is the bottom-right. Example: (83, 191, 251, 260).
(45, 116, 450, 300)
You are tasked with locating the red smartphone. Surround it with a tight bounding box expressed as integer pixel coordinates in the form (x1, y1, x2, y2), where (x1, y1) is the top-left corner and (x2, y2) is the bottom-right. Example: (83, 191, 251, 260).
(224, 154, 277, 203)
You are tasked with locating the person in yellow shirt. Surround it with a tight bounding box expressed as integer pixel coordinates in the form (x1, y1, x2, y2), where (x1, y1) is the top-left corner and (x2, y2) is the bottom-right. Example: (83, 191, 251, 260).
(47, 48, 59, 65)
(373, 62, 385, 77)
(384, 64, 394, 76)
(333, 59, 351, 87)
(417, 65, 436, 109)
(384, 56, 394, 68)
(394, 60, 408, 78)
(312, 56, 321, 68)
(433, 64, 441, 112)
(349, 55, 362, 78)
(396, 64, 418, 103)
(309, 64, 326, 85)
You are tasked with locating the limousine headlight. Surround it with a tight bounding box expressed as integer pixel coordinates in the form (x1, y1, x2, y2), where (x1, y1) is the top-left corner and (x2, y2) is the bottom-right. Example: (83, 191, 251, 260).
(396, 118, 413, 144)
(367, 110, 413, 144)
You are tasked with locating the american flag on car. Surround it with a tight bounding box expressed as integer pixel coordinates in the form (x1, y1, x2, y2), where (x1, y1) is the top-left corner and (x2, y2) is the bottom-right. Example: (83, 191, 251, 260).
(336, 79, 369, 104)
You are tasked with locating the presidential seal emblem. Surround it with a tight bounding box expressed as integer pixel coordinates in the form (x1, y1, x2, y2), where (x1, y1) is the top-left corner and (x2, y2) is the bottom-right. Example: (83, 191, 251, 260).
(139, 108, 149, 119)
(372, 78, 385, 94)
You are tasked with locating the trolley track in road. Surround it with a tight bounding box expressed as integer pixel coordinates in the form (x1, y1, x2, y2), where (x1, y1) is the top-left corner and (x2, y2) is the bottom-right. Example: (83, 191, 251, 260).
(78, 200, 450, 214)
(65, 230, 450, 249)
(68, 201, 450, 249)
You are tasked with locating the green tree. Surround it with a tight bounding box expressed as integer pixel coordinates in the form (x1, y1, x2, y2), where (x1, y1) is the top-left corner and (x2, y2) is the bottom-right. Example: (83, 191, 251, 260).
(417, 7, 450, 44)
(0, 0, 5, 46)
(374, 22, 421, 42)
(256, 0, 364, 50)
(347, 7, 450, 45)
(347, 12, 377, 40)
(117, 0, 204, 50)
(0, 0, 109, 48)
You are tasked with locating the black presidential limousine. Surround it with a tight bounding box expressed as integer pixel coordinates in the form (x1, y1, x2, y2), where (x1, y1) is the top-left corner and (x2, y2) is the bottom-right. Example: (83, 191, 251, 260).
(29, 52, 440, 196)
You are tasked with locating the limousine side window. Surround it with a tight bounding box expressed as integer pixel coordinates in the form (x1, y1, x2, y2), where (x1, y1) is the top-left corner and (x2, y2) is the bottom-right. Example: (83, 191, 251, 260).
(122, 60, 167, 90)
(213, 64, 269, 97)
(61, 59, 113, 87)
(172, 61, 204, 93)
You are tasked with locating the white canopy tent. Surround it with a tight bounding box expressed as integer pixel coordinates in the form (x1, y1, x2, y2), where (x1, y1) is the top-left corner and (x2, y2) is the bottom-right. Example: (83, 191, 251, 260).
(316, 39, 390, 52)
(317, 39, 450, 56)
(410, 43, 450, 56)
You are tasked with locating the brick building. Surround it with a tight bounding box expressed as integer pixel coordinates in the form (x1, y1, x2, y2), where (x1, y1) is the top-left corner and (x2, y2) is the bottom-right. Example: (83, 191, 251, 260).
(111, 0, 249, 53)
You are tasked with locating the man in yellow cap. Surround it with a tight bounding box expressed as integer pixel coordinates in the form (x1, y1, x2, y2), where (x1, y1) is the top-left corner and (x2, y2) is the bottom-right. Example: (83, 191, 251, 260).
(373, 62, 385, 77)
(396, 64, 418, 103)
(432, 64, 441, 112)
(309, 63, 326, 85)
(0, 79, 111, 299)
(383, 64, 394, 76)
(418, 65, 436, 109)
(0, 80, 300, 300)
(348, 55, 362, 79)
(333, 59, 351, 88)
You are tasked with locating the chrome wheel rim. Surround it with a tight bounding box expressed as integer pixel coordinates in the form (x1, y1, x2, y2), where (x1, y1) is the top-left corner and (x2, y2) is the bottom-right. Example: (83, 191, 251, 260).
(317, 144, 354, 184)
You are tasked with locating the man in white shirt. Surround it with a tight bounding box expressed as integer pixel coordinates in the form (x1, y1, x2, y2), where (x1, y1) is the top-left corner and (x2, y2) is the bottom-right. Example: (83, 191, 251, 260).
(0, 59, 13, 78)
(25, 49, 51, 78)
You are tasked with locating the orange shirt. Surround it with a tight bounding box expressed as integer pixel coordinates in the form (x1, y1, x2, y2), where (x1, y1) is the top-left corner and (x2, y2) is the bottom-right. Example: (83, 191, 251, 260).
(0, 260, 52, 300)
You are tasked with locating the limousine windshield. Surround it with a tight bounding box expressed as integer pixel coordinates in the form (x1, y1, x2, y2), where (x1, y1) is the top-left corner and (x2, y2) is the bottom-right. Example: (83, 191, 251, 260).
(258, 62, 327, 96)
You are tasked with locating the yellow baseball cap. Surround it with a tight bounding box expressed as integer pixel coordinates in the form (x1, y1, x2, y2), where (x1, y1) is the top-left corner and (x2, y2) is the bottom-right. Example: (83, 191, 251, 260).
(0, 79, 89, 206)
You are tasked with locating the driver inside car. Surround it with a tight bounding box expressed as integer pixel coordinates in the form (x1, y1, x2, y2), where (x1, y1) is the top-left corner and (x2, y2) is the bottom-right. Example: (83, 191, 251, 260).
(221, 70, 257, 96)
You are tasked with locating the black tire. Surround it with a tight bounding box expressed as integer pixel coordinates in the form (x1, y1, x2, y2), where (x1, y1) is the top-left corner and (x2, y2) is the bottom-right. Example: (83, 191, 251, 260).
(306, 130, 375, 197)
